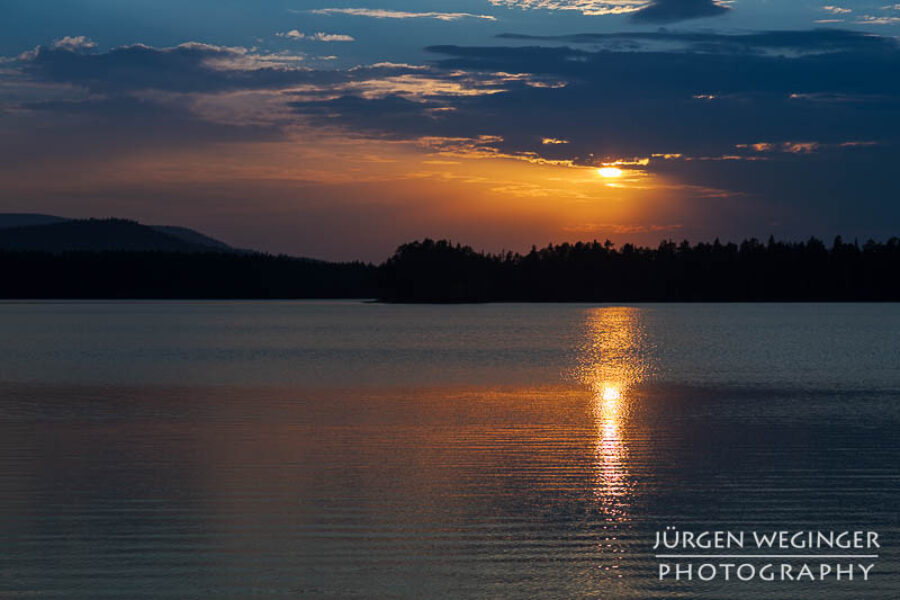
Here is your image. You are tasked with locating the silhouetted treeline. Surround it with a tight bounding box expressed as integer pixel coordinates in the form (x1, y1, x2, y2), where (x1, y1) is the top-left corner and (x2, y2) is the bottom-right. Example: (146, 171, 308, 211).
(4, 236, 900, 300)
(0, 251, 376, 299)
(377, 237, 900, 302)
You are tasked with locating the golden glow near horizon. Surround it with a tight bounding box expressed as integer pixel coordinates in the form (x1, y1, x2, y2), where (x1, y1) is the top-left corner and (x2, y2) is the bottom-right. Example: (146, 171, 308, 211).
(597, 167, 624, 178)
(4, 130, 693, 259)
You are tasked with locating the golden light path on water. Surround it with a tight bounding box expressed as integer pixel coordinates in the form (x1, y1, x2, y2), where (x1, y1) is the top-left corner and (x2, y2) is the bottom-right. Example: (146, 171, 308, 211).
(577, 307, 654, 574)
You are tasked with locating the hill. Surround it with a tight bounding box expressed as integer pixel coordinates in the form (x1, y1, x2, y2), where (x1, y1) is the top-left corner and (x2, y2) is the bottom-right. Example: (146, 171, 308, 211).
(0, 214, 69, 229)
(0, 215, 375, 298)
(0, 218, 234, 253)
(149, 225, 235, 251)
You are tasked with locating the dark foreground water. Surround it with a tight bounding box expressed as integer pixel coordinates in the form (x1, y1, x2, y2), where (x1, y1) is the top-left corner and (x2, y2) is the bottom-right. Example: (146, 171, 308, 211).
(0, 302, 898, 599)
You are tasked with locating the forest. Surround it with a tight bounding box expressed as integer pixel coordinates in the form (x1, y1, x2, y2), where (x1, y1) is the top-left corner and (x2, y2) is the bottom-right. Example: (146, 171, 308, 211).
(376, 237, 900, 302)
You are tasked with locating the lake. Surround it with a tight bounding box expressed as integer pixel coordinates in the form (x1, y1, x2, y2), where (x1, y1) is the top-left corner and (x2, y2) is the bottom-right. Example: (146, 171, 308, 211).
(0, 302, 898, 598)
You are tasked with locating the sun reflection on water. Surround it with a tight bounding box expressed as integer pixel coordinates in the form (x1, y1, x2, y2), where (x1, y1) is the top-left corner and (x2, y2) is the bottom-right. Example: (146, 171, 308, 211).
(591, 387, 630, 505)
(577, 307, 654, 573)
(601, 385, 621, 402)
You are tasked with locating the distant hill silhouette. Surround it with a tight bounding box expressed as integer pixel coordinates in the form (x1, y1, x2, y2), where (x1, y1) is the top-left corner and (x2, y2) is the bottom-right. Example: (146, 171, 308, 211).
(0, 218, 236, 253)
(149, 225, 235, 251)
(0, 213, 69, 229)
(0, 215, 374, 298)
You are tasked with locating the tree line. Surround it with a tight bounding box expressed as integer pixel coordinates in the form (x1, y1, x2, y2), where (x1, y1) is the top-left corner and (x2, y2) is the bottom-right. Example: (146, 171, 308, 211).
(2, 235, 900, 301)
(377, 237, 900, 302)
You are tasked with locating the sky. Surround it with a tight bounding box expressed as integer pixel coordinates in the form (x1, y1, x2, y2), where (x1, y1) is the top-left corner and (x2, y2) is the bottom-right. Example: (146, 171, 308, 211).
(1, 0, 899, 260)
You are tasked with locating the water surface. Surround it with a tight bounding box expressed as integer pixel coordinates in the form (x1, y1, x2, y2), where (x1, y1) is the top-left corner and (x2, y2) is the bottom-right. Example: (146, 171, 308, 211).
(0, 302, 898, 598)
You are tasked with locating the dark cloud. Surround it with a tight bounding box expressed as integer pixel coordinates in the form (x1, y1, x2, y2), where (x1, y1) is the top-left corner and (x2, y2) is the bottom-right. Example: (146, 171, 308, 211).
(304, 30, 898, 158)
(495, 29, 900, 55)
(22, 43, 266, 93)
(287, 94, 440, 138)
(12, 32, 900, 164)
(630, 0, 730, 24)
(18, 42, 427, 93)
(423, 39, 900, 105)
(3, 42, 444, 160)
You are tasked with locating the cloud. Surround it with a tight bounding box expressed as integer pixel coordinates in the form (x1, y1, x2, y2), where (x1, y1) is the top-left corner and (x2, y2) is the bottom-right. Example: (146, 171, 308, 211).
(50, 35, 97, 51)
(486, 0, 645, 16)
(486, 0, 736, 22)
(284, 28, 900, 202)
(855, 14, 900, 23)
(277, 30, 355, 42)
(306, 8, 497, 21)
(495, 29, 898, 54)
(630, 0, 731, 23)
(15, 41, 415, 93)
(7, 39, 549, 165)
(21, 42, 254, 93)
(822, 5, 851, 14)
(15, 31, 898, 169)
(310, 33, 355, 42)
(3, 40, 459, 159)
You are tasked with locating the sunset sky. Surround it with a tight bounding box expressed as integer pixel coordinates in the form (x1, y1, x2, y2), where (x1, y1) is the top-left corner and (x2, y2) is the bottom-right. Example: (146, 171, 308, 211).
(1, 0, 899, 260)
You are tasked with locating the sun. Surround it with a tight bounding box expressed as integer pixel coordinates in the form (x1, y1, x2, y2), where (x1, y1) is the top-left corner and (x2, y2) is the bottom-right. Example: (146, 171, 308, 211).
(597, 167, 623, 178)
